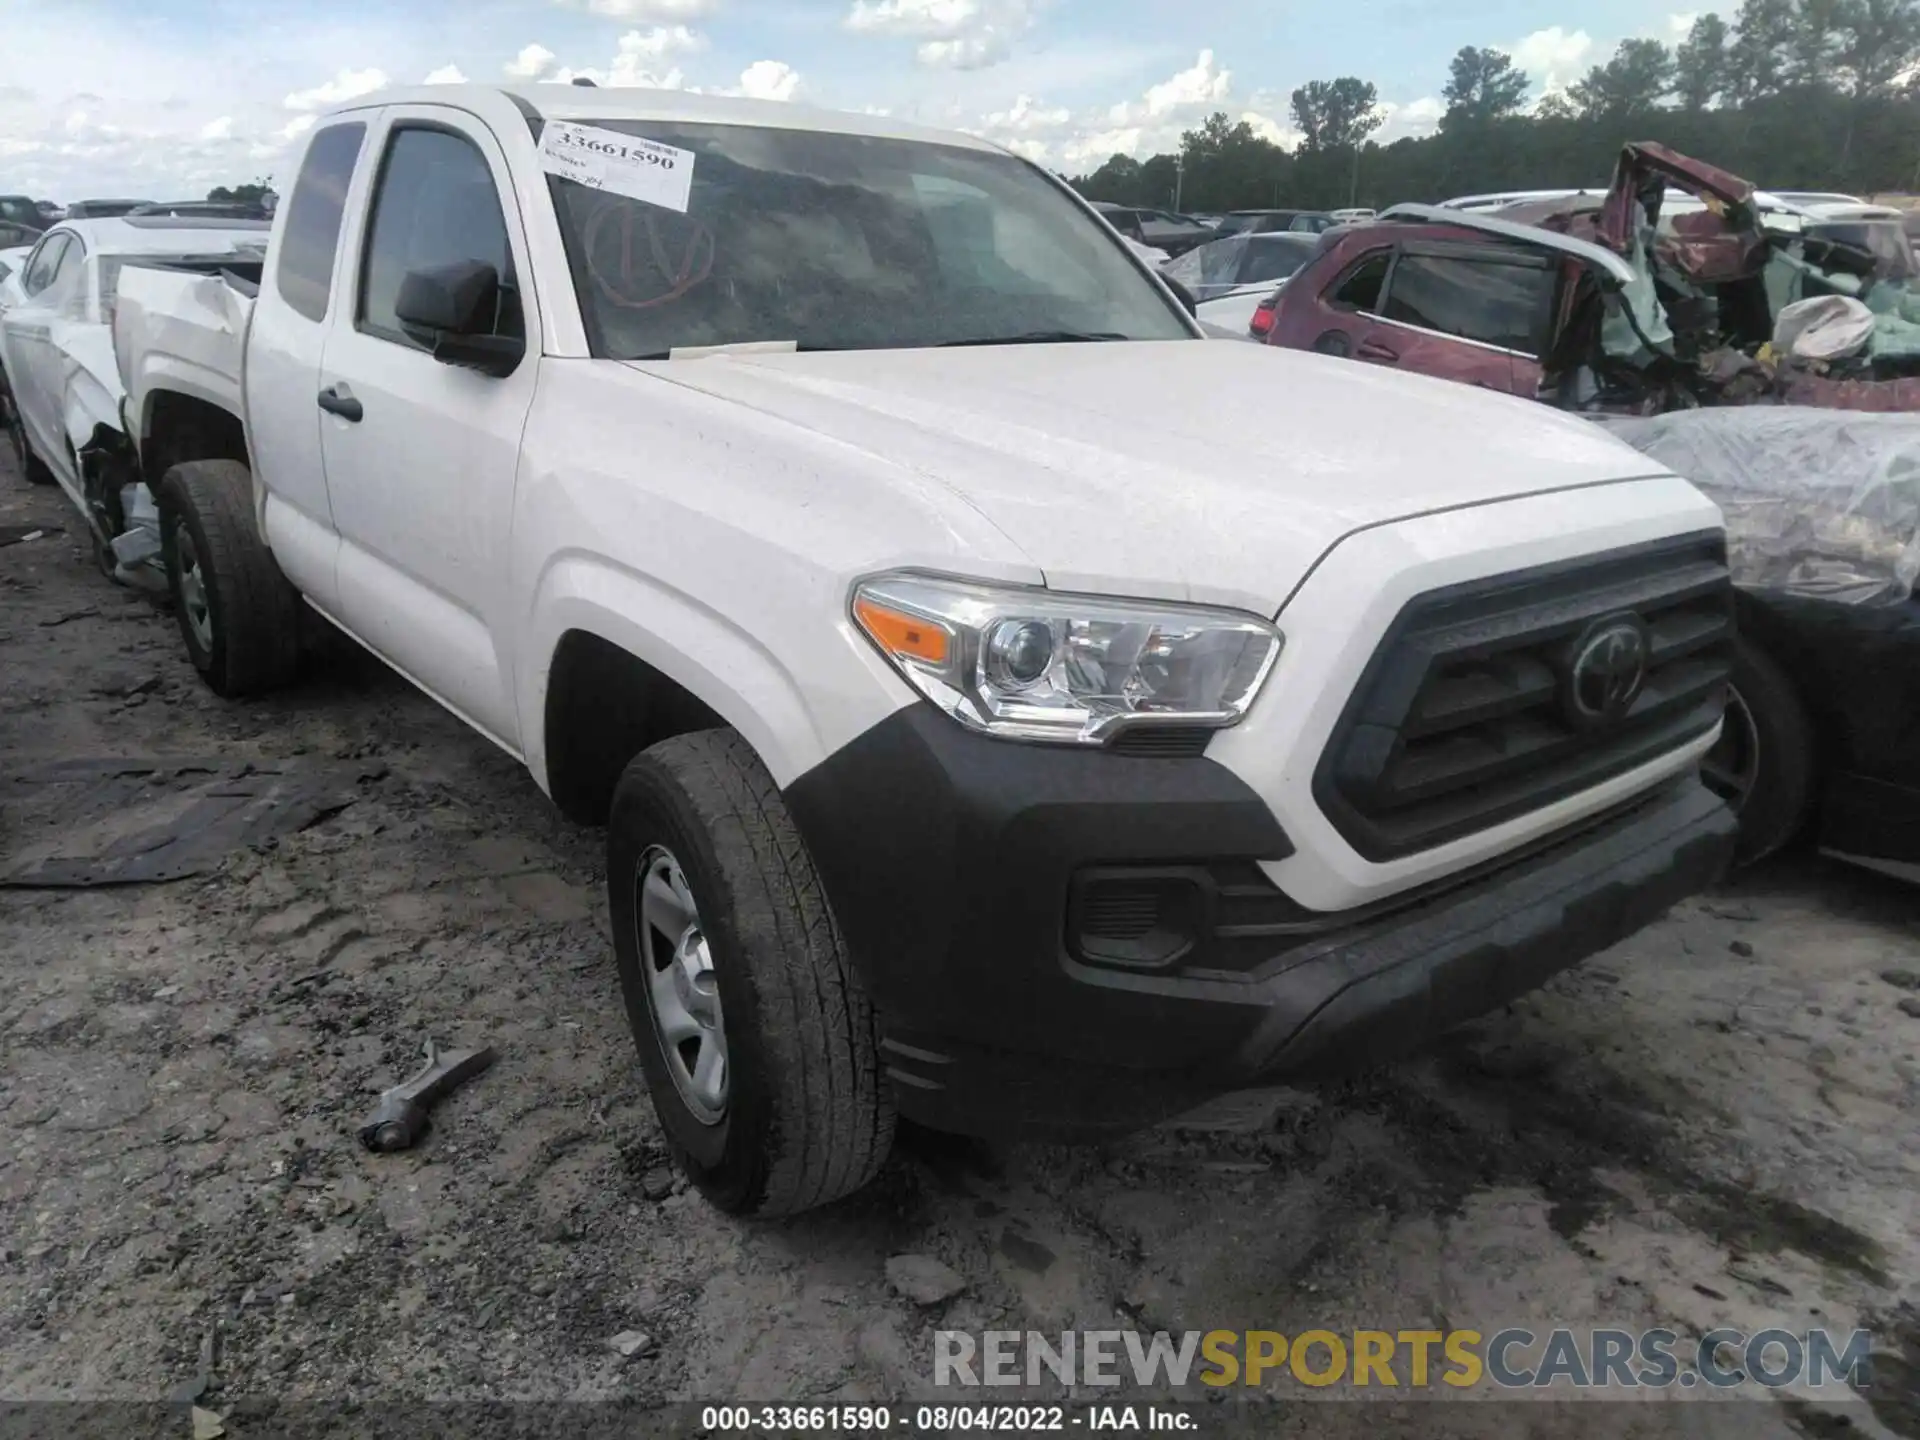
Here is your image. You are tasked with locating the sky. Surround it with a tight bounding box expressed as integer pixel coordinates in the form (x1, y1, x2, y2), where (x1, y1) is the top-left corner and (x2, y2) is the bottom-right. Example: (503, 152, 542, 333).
(0, 0, 1703, 201)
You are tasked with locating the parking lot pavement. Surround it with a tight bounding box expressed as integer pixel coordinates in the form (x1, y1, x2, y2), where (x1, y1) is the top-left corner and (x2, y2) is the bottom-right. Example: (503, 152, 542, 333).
(2, 459, 1916, 1437)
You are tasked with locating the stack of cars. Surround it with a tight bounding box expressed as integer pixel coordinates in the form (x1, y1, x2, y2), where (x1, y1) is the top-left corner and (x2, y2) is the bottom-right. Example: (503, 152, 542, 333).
(1258, 142, 1920, 878)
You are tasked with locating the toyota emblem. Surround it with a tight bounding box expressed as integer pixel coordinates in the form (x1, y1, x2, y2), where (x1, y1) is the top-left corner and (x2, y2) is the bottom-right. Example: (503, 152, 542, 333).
(1563, 617, 1650, 728)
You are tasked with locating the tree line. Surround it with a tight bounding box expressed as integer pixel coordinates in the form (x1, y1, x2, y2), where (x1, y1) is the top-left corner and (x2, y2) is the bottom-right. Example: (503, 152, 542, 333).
(1072, 0, 1920, 213)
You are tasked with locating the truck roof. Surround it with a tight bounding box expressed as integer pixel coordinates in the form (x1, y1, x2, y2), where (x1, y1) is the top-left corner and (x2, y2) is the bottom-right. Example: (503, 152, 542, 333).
(330, 83, 1007, 157)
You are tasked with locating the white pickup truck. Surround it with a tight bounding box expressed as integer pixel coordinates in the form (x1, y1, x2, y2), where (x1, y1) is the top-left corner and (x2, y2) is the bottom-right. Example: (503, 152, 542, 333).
(112, 83, 1738, 1216)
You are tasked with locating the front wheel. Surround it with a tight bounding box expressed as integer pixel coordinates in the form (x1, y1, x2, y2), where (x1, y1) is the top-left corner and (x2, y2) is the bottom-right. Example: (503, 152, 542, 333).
(1702, 634, 1817, 864)
(156, 459, 302, 697)
(1, 373, 54, 486)
(608, 729, 895, 1217)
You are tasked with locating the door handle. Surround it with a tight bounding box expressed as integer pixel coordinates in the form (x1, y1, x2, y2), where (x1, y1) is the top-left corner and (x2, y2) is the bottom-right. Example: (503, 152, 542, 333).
(317, 384, 363, 423)
(1357, 338, 1399, 362)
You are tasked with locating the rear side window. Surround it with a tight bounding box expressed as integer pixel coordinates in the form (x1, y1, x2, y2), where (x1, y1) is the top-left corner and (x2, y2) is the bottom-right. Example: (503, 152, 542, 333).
(22, 234, 70, 296)
(276, 121, 367, 323)
(1330, 251, 1390, 312)
(1240, 238, 1314, 285)
(1381, 252, 1556, 355)
(358, 126, 519, 347)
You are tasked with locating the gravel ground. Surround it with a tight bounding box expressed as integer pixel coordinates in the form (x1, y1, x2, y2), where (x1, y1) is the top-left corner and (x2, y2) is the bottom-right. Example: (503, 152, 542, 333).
(2, 459, 1917, 1439)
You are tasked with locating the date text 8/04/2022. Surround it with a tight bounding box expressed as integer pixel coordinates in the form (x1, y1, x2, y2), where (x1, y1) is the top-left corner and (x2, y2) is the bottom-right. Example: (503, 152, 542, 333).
(699, 1405, 1197, 1431)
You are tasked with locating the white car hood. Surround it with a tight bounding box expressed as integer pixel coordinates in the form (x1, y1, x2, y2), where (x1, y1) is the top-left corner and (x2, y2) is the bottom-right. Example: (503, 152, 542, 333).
(631, 340, 1673, 614)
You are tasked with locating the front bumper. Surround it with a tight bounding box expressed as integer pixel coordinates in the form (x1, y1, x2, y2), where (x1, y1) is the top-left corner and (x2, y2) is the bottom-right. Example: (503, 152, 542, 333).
(783, 705, 1736, 1140)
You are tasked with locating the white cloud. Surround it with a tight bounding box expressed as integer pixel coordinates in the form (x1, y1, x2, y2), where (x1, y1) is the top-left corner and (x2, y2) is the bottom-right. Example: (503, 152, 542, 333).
(1510, 26, 1596, 98)
(423, 64, 468, 84)
(1240, 110, 1300, 151)
(621, 25, 707, 60)
(283, 67, 390, 112)
(845, 0, 1037, 70)
(1377, 95, 1444, 140)
(506, 43, 558, 80)
(280, 114, 319, 141)
(1666, 12, 1699, 42)
(735, 60, 802, 101)
(982, 94, 1070, 131)
(1121, 48, 1231, 122)
(549, 0, 716, 16)
(197, 116, 234, 142)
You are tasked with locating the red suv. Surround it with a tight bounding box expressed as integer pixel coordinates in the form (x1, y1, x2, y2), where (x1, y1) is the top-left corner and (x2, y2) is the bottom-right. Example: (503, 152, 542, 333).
(1261, 215, 1562, 396)
(1262, 142, 1920, 413)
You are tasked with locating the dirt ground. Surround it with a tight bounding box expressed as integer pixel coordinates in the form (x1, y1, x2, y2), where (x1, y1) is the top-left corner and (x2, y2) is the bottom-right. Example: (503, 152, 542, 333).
(2, 458, 1917, 1439)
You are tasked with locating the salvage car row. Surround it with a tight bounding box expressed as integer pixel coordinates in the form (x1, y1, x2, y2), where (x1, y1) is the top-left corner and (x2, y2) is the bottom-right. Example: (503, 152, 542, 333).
(0, 87, 1909, 1219)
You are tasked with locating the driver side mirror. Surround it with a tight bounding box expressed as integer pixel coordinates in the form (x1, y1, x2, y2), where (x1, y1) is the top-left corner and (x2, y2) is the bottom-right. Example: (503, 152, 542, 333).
(394, 260, 524, 378)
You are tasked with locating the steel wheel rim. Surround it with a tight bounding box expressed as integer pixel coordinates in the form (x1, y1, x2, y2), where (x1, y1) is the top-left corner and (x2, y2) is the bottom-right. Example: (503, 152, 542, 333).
(1701, 685, 1760, 812)
(635, 845, 728, 1124)
(175, 522, 214, 651)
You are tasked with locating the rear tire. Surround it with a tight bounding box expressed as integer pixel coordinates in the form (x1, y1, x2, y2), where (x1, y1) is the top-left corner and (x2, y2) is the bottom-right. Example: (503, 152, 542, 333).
(1704, 634, 1817, 864)
(608, 729, 895, 1217)
(1, 373, 54, 486)
(156, 459, 302, 697)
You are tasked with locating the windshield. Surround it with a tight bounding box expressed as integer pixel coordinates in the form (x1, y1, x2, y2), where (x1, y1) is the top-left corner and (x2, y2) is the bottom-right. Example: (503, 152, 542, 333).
(546, 121, 1193, 359)
(1807, 221, 1916, 281)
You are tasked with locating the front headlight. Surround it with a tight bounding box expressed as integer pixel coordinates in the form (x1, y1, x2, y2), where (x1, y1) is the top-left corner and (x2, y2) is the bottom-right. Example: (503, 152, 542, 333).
(851, 573, 1282, 745)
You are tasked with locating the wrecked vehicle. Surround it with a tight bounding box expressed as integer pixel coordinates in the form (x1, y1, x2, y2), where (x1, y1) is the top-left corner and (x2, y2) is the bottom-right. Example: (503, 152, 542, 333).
(1607, 407, 1920, 879)
(113, 84, 1739, 1216)
(1267, 143, 1920, 413)
(0, 216, 268, 585)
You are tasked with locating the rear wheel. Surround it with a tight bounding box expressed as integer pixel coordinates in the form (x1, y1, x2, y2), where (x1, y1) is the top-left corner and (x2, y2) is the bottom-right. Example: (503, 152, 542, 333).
(1702, 634, 1817, 864)
(1, 373, 54, 486)
(608, 729, 895, 1217)
(155, 459, 302, 696)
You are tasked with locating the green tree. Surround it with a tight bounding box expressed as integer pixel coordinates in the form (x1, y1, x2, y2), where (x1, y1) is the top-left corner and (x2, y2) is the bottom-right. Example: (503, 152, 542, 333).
(1676, 14, 1734, 109)
(1837, 0, 1920, 96)
(1568, 39, 1675, 121)
(1440, 46, 1531, 129)
(1730, 0, 1796, 99)
(1075, 154, 1145, 204)
(207, 178, 273, 205)
(1176, 112, 1290, 211)
(1788, 0, 1849, 87)
(1290, 77, 1383, 152)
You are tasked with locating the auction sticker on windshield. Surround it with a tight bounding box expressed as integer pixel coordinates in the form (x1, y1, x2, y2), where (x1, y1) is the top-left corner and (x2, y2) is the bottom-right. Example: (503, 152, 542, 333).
(538, 121, 694, 213)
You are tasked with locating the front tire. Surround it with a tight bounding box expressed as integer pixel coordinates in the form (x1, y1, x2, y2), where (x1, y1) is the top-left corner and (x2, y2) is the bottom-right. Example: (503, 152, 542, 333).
(1703, 634, 1817, 864)
(608, 729, 895, 1217)
(1, 373, 54, 486)
(156, 459, 302, 697)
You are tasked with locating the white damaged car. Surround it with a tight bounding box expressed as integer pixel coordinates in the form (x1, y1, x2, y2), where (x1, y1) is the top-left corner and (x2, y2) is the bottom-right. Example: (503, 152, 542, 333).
(0, 215, 267, 583)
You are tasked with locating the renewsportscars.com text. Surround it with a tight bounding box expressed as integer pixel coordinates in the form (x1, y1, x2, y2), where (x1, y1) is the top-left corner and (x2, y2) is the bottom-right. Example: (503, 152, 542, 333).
(933, 1327, 1875, 1391)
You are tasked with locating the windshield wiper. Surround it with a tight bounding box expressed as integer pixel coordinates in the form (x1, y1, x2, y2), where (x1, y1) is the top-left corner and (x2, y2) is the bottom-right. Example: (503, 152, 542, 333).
(937, 331, 1128, 347)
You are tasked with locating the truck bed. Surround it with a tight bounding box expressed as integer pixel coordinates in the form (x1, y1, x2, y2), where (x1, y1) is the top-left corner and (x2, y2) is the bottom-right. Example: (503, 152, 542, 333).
(112, 262, 257, 434)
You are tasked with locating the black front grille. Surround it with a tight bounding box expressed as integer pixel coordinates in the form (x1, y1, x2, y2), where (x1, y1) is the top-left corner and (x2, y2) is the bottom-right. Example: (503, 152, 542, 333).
(1316, 532, 1732, 860)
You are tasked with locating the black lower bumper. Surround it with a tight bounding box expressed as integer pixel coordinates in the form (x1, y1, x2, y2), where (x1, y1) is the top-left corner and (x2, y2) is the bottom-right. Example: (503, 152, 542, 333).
(784, 706, 1737, 1139)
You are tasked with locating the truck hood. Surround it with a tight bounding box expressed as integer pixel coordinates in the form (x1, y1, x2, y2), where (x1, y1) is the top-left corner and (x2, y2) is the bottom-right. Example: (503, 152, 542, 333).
(629, 340, 1672, 613)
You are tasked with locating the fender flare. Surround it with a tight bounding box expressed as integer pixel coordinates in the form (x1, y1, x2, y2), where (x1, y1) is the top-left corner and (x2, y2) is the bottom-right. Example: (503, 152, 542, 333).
(520, 553, 832, 794)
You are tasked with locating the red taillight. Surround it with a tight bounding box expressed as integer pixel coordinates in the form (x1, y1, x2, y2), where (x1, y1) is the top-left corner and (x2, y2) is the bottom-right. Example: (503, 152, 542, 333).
(1249, 300, 1276, 338)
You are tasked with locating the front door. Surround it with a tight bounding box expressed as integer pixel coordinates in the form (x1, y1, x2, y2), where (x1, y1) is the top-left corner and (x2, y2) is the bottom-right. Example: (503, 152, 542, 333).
(317, 107, 540, 750)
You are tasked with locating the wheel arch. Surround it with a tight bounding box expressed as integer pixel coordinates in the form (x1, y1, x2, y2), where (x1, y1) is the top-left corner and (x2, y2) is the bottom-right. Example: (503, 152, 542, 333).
(526, 557, 838, 826)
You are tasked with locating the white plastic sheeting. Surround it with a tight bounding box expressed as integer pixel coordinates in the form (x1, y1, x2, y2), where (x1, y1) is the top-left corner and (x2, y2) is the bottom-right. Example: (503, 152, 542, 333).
(1604, 406, 1920, 606)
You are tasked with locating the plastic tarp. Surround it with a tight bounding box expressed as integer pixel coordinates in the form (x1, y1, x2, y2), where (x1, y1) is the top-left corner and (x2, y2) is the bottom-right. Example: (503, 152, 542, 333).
(1603, 406, 1920, 605)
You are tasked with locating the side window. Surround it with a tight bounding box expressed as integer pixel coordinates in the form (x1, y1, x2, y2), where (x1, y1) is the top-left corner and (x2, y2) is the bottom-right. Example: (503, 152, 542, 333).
(44, 237, 85, 300)
(1380, 252, 1556, 355)
(277, 121, 368, 323)
(1329, 250, 1390, 312)
(358, 126, 520, 347)
(22, 234, 70, 297)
